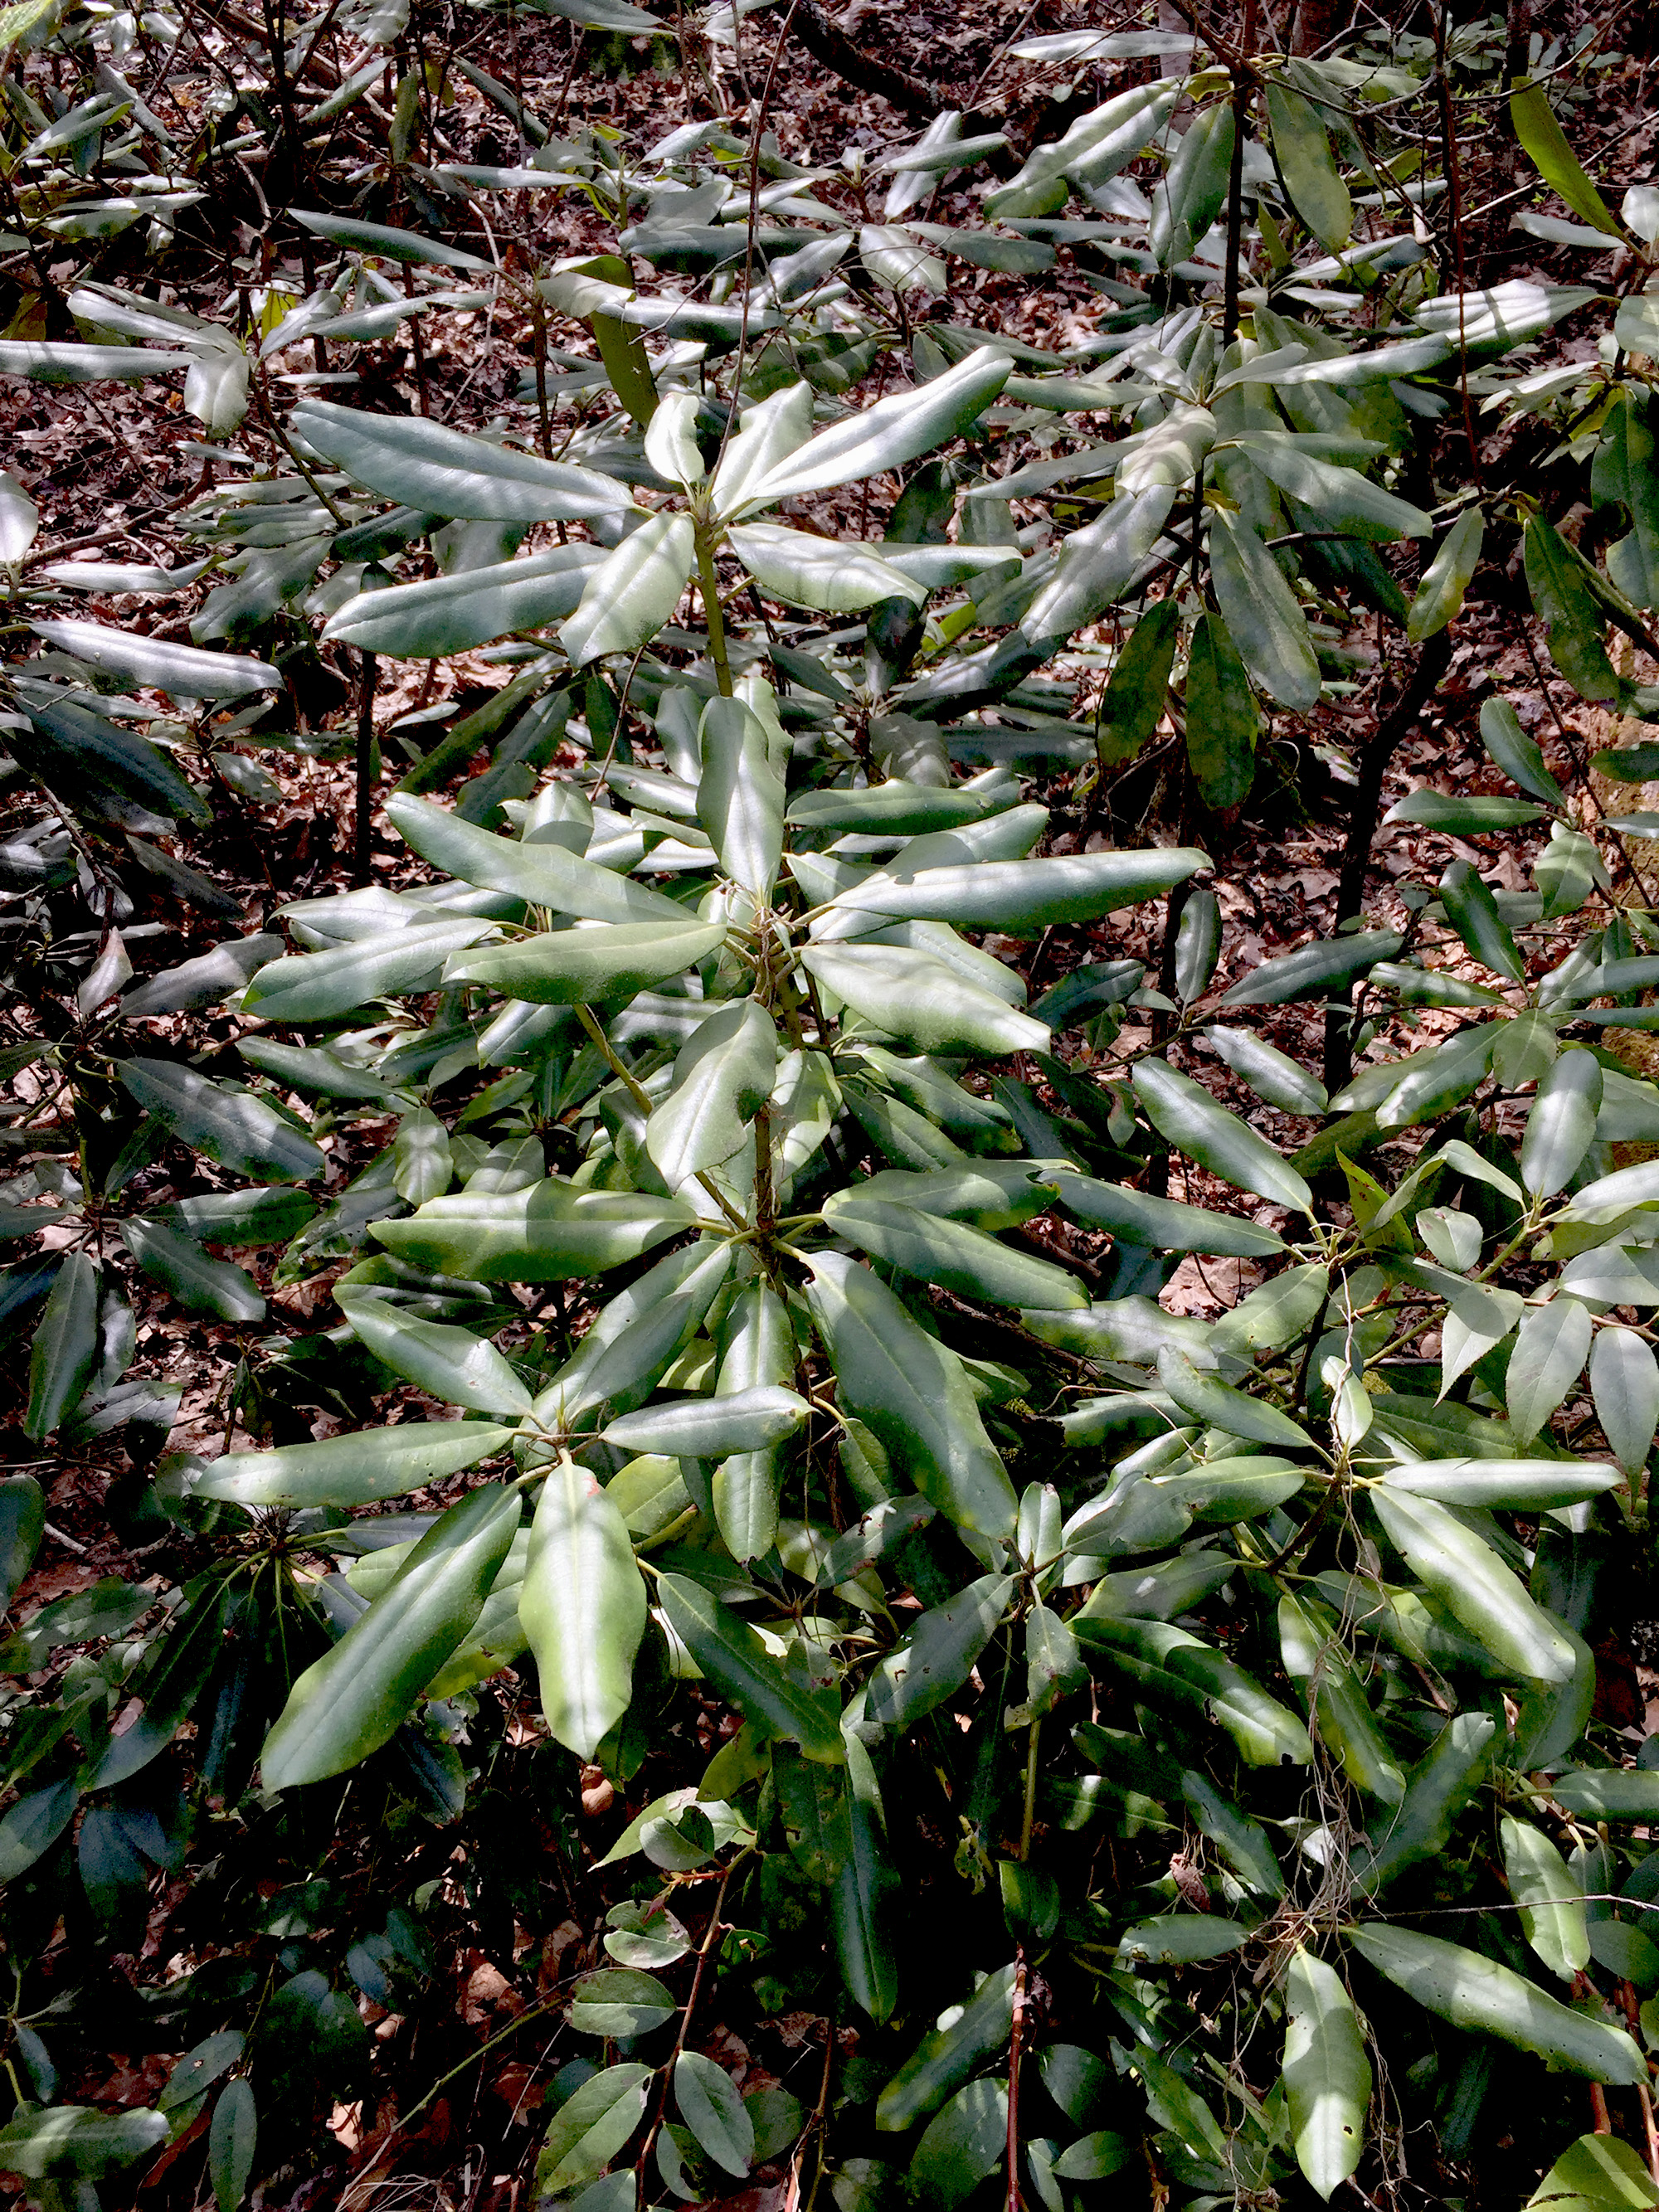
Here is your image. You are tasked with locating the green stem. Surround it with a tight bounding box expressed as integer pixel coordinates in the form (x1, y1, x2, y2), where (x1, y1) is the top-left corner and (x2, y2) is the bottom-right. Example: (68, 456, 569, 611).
(695, 523, 734, 698)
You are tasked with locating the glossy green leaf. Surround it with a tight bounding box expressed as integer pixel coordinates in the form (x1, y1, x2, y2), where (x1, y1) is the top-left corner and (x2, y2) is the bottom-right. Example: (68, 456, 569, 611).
(658, 1574, 843, 1759)
(908, 2078, 1007, 2210)
(1479, 696, 1564, 805)
(1149, 100, 1233, 265)
(647, 999, 778, 1187)
(1205, 1024, 1327, 1113)
(805, 1251, 1017, 1539)
(1506, 1299, 1593, 1446)
(1355, 1709, 1496, 1891)
(243, 916, 496, 1024)
(1184, 610, 1260, 809)
(1522, 1048, 1602, 1195)
(751, 348, 1011, 503)
(1280, 1591, 1405, 1803)
(1132, 1057, 1312, 1213)
(1075, 1615, 1311, 1766)
(825, 1194, 1082, 1310)
(561, 512, 696, 666)
(728, 522, 924, 613)
(1550, 1769, 1659, 1820)
(874, 1963, 1016, 2132)
(604, 1384, 809, 1458)
(1527, 2134, 1659, 2212)
(1350, 1923, 1646, 2083)
(1239, 432, 1430, 539)
(1209, 508, 1321, 709)
(335, 1291, 533, 1415)
(522, 1455, 646, 1760)
(293, 397, 626, 519)
(324, 545, 603, 656)
(866, 1574, 1013, 1728)
(193, 1422, 515, 1509)
(25, 1249, 100, 1440)
(536, 2064, 652, 2193)
(1509, 81, 1620, 236)
(262, 1484, 520, 1787)
(121, 1219, 264, 1324)
(387, 793, 684, 922)
(209, 2078, 256, 2212)
(0, 2103, 169, 2180)
(119, 1057, 324, 1182)
(29, 619, 280, 699)
(1022, 485, 1175, 639)
(1379, 1457, 1619, 1509)
(1282, 1948, 1370, 2200)
(568, 1967, 675, 2036)
(373, 1183, 695, 1281)
(1409, 508, 1485, 640)
(675, 2053, 753, 2178)
(698, 698, 786, 900)
(1502, 1816, 1590, 1982)
(834, 1732, 899, 2024)
(804, 942, 1046, 1057)
(1369, 1487, 1576, 1683)
(1439, 860, 1525, 982)
(1266, 82, 1350, 250)
(449, 917, 724, 1005)
(1589, 1323, 1659, 1473)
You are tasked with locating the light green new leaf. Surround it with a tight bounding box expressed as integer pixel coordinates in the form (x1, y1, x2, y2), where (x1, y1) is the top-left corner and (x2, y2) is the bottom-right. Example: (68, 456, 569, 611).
(1209, 508, 1321, 710)
(1282, 1948, 1370, 2200)
(262, 1484, 521, 1787)
(521, 1455, 646, 1759)
(1502, 1815, 1591, 1982)
(335, 1290, 533, 1416)
(560, 512, 696, 665)
(1350, 1924, 1646, 2083)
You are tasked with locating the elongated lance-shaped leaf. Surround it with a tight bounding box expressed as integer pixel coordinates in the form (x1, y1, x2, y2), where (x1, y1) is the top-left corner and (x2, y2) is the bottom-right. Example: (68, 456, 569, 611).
(805, 1251, 1017, 1539)
(324, 545, 603, 656)
(1350, 1923, 1647, 2083)
(1588, 1323, 1659, 1473)
(387, 793, 684, 921)
(1022, 485, 1175, 640)
(1155, 1346, 1308, 1450)
(335, 1291, 533, 1416)
(191, 1422, 517, 1509)
(825, 846, 1209, 935)
(657, 1573, 843, 1760)
(750, 348, 1011, 503)
(698, 697, 785, 899)
(1501, 1815, 1590, 1982)
(647, 999, 778, 1189)
(520, 1455, 646, 1760)
(293, 398, 627, 518)
(25, 1252, 100, 1441)
(1282, 1948, 1370, 2200)
(1408, 508, 1485, 641)
(448, 917, 725, 1005)
(865, 1575, 1014, 1728)
(1521, 1048, 1602, 1197)
(262, 1484, 521, 1787)
(1369, 1486, 1576, 1682)
(1133, 1057, 1313, 1213)
(560, 512, 696, 666)
(242, 916, 497, 1024)
(1354, 1710, 1496, 1893)
(29, 620, 280, 698)
(1209, 508, 1321, 709)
